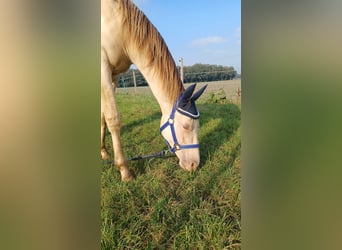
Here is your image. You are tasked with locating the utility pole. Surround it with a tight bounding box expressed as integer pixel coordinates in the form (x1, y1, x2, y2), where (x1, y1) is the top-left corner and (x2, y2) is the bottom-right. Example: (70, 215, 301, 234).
(179, 57, 184, 83)
(132, 69, 137, 95)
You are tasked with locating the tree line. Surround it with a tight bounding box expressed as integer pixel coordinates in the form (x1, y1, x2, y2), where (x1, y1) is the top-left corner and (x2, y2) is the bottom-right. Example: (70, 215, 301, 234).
(117, 63, 238, 88)
(183, 64, 237, 83)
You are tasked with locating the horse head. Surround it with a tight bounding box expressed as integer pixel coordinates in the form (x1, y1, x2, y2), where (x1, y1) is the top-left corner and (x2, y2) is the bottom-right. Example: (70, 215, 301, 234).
(160, 84, 207, 171)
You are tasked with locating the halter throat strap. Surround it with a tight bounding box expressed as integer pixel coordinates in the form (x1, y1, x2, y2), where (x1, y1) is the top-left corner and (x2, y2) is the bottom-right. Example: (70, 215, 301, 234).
(160, 95, 200, 153)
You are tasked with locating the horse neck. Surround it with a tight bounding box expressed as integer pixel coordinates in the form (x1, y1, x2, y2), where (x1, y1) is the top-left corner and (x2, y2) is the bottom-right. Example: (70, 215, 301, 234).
(116, 0, 183, 117)
(129, 54, 183, 117)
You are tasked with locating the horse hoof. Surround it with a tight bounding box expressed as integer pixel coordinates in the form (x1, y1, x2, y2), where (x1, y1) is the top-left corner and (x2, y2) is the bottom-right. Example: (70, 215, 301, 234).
(101, 150, 110, 160)
(120, 168, 133, 182)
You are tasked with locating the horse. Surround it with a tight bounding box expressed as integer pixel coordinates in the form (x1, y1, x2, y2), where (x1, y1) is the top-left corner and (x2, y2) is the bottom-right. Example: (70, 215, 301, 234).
(101, 0, 207, 181)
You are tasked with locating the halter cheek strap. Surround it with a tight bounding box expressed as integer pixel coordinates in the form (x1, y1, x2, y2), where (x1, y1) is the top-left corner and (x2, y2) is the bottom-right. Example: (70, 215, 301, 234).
(160, 96, 200, 153)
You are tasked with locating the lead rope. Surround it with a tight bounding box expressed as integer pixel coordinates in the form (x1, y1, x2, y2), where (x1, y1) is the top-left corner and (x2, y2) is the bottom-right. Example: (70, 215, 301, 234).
(104, 148, 173, 165)
(127, 148, 172, 161)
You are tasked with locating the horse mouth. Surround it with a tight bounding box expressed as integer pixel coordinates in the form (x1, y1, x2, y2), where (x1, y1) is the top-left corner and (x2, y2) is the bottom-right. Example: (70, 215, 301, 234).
(179, 160, 199, 171)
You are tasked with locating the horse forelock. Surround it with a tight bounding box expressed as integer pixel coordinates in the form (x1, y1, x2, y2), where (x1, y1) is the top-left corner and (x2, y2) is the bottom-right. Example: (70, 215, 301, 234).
(116, 0, 184, 103)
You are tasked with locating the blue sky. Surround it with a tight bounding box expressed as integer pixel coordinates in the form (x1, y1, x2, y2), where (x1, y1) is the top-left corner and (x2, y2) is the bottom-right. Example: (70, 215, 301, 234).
(132, 0, 241, 73)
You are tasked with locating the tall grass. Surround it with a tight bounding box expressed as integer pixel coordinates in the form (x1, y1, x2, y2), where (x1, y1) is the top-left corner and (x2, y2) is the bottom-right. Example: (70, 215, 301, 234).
(101, 92, 241, 249)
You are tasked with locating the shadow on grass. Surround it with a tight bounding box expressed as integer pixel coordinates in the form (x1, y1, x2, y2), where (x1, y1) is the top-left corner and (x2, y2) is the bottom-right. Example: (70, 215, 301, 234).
(197, 102, 241, 168)
(103, 102, 240, 178)
(121, 111, 175, 177)
(120, 111, 161, 134)
(101, 110, 162, 172)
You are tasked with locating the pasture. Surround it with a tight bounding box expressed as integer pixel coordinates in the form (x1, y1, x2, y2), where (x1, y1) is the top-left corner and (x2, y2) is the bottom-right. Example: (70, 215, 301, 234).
(117, 79, 241, 103)
(101, 81, 241, 249)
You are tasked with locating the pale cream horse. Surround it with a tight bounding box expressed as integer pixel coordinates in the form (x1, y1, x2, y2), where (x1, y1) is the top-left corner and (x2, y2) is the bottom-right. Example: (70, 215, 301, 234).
(101, 0, 207, 181)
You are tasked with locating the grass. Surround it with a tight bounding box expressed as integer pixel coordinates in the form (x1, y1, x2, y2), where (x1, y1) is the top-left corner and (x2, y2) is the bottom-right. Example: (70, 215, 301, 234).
(101, 91, 241, 249)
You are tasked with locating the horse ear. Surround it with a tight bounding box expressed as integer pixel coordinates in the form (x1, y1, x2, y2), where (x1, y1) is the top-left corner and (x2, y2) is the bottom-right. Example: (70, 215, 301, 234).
(191, 84, 207, 101)
(181, 84, 197, 102)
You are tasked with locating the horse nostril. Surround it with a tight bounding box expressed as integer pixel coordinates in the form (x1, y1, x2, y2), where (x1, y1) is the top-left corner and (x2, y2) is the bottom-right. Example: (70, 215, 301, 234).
(190, 161, 198, 171)
(179, 160, 199, 171)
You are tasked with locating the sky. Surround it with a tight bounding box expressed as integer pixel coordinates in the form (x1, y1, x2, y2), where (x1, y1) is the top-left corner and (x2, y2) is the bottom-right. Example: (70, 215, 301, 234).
(132, 0, 241, 73)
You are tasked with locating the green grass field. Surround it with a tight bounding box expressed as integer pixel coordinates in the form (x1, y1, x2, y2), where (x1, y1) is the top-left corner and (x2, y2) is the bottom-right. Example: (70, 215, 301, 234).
(101, 91, 241, 249)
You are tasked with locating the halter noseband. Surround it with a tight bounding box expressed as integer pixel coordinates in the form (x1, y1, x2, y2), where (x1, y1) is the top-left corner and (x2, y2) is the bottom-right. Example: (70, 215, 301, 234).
(160, 94, 200, 153)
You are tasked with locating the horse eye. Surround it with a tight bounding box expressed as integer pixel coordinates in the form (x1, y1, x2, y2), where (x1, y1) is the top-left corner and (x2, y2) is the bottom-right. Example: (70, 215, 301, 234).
(183, 123, 192, 131)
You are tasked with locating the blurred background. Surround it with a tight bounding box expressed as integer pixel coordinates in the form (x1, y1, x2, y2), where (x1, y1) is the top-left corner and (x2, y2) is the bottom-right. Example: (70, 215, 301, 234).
(1, 0, 342, 249)
(0, 1, 100, 250)
(242, 1, 342, 249)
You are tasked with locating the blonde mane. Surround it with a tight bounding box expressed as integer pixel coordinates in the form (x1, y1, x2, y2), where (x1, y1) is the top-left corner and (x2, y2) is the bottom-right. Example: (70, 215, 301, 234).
(117, 0, 184, 102)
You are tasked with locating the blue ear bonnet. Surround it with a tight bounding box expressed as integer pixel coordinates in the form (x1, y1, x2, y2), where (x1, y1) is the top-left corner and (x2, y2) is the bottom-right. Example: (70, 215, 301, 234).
(176, 84, 207, 119)
(177, 97, 200, 119)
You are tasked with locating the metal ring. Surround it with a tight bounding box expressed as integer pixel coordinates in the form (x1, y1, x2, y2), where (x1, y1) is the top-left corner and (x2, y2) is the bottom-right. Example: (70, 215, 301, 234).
(174, 144, 181, 151)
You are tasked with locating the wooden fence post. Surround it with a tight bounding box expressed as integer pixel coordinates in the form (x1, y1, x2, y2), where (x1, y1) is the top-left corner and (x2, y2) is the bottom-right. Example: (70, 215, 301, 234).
(236, 87, 241, 105)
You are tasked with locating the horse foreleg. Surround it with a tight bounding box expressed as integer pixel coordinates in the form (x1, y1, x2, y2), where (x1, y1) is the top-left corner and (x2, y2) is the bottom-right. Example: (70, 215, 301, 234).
(101, 53, 132, 181)
(101, 88, 132, 181)
(100, 112, 110, 160)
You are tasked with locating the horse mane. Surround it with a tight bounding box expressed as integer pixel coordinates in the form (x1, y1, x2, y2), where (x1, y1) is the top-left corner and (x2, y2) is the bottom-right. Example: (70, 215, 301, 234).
(117, 0, 184, 103)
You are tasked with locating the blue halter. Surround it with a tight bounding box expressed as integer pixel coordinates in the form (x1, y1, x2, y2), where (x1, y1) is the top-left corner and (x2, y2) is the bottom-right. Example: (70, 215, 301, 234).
(160, 94, 200, 154)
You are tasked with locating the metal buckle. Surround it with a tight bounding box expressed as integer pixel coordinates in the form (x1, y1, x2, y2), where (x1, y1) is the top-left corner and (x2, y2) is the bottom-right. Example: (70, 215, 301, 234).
(174, 143, 181, 151)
